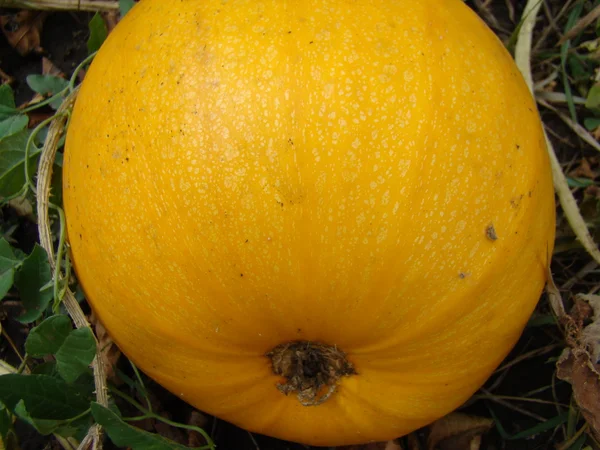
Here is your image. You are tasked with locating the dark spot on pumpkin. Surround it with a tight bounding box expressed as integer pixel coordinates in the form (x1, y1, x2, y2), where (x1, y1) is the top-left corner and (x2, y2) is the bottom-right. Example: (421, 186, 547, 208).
(245, 239, 249, 243)
(309, 41, 314, 44)
(510, 194, 524, 209)
(486, 224, 498, 241)
(459, 272, 471, 279)
(240, 273, 244, 277)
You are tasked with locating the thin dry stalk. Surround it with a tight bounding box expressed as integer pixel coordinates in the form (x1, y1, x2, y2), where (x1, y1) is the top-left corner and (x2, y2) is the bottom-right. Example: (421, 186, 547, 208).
(558, 4, 600, 45)
(35, 88, 109, 449)
(0, 0, 118, 11)
(478, 388, 549, 422)
(515, 0, 600, 274)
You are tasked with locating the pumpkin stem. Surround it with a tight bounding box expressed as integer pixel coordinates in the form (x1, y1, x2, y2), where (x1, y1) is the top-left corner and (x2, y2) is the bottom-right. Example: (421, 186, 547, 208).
(266, 341, 356, 406)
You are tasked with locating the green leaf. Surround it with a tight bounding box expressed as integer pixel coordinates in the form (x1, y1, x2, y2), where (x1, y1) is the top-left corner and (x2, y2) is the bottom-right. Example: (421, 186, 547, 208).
(120, 0, 135, 16)
(14, 400, 66, 435)
(0, 85, 15, 109)
(0, 85, 18, 121)
(87, 13, 108, 54)
(584, 117, 600, 131)
(0, 374, 93, 419)
(32, 361, 59, 376)
(0, 129, 40, 199)
(26, 75, 69, 110)
(0, 269, 14, 300)
(0, 402, 12, 445)
(567, 176, 595, 188)
(26, 315, 73, 356)
(56, 328, 97, 383)
(26, 75, 68, 97)
(26, 316, 96, 383)
(14, 245, 53, 323)
(0, 238, 21, 300)
(91, 402, 204, 450)
(0, 239, 17, 264)
(586, 84, 600, 110)
(0, 115, 28, 139)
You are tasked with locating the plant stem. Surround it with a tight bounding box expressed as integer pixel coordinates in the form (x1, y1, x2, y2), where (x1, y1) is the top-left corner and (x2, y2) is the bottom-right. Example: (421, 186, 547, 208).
(1, 0, 118, 12)
(50, 205, 67, 312)
(129, 361, 152, 413)
(110, 388, 216, 449)
(35, 88, 110, 449)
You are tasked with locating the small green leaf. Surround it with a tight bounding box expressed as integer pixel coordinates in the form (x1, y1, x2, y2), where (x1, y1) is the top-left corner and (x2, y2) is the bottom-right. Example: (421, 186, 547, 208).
(567, 177, 595, 188)
(14, 400, 66, 435)
(120, 0, 135, 17)
(0, 239, 17, 263)
(0, 374, 93, 419)
(587, 84, 600, 110)
(0, 269, 14, 300)
(26, 75, 69, 110)
(26, 75, 69, 97)
(56, 328, 97, 383)
(0, 239, 21, 300)
(26, 316, 96, 383)
(0, 402, 12, 445)
(0, 129, 40, 199)
(14, 245, 53, 323)
(26, 315, 73, 356)
(584, 117, 600, 131)
(91, 402, 205, 450)
(0, 85, 18, 120)
(0, 115, 28, 139)
(87, 13, 108, 54)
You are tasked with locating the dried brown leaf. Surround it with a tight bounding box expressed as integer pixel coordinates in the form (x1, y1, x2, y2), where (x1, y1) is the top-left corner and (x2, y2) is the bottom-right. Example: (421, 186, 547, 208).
(557, 349, 600, 442)
(570, 158, 597, 179)
(427, 412, 493, 450)
(556, 294, 600, 442)
(0, 11, 47, 56)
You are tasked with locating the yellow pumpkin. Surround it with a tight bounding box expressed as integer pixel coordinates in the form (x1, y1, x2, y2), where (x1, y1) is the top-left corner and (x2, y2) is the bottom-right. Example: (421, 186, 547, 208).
(63, 0, 556, 446)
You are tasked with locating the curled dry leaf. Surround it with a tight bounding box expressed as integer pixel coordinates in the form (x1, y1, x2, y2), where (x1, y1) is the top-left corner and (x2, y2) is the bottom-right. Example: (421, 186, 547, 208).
(556, 294, 600, 442)
(0, 11, 48, 56)
(569, 157, 598, 180)
(89, 311, 121, 382)
(427, 412, 493, 450)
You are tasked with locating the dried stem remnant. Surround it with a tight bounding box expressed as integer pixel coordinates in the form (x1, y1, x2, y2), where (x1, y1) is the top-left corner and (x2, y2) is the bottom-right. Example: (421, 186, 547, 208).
(267, 341, 356, 406)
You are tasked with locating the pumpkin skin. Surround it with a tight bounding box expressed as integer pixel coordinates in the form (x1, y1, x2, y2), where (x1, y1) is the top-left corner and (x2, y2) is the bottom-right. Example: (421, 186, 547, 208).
(63, 0, 556, 446)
